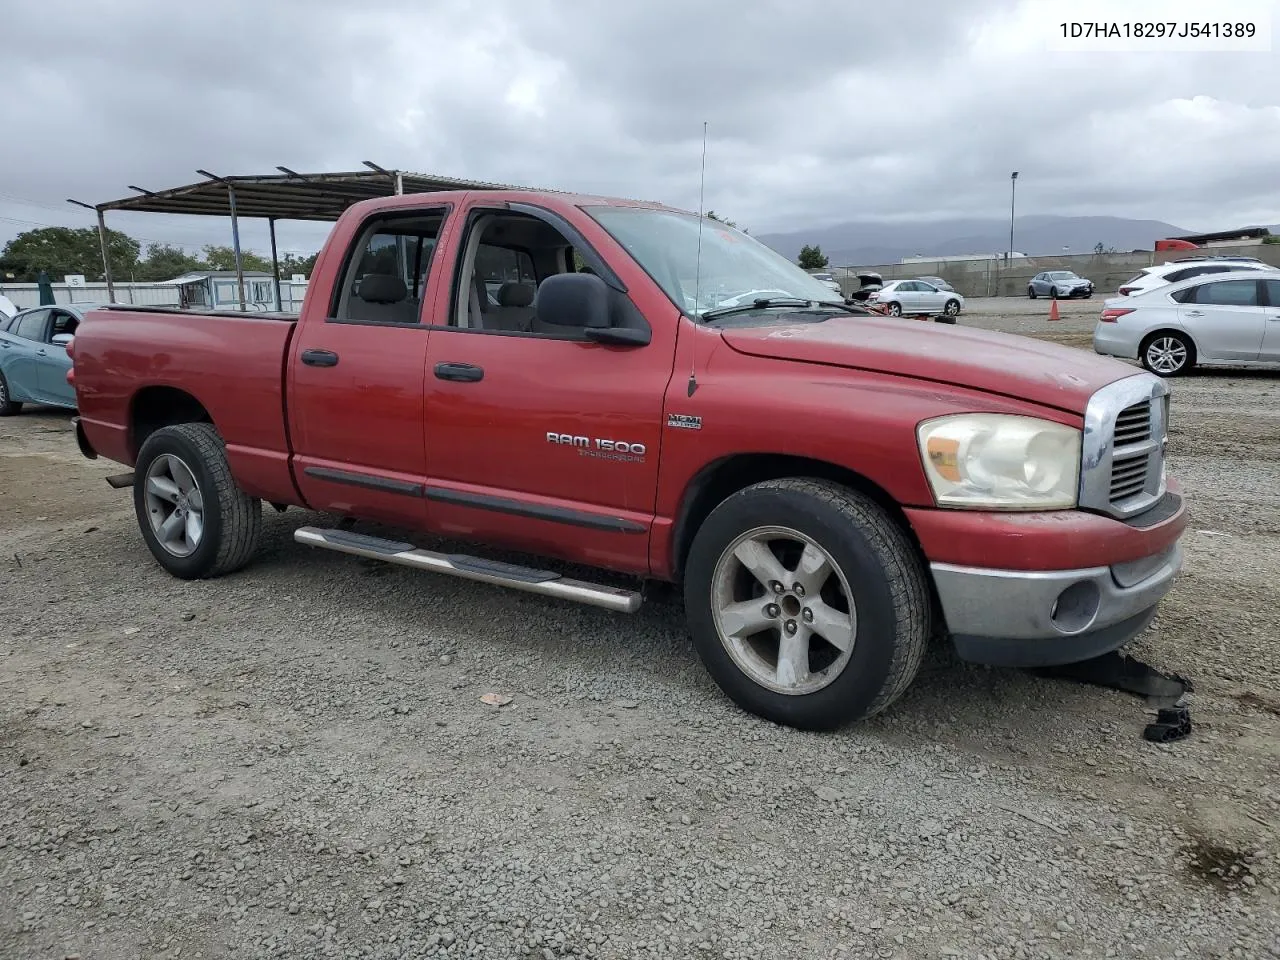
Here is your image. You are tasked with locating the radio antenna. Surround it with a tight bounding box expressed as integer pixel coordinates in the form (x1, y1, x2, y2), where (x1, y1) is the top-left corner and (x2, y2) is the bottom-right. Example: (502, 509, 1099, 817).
(688, 120, 708, 398)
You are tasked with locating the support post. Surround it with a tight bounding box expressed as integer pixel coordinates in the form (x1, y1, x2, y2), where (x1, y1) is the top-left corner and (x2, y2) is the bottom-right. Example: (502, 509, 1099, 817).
(394, 170, 404, 195)
(96, 208, 116, 302)
(227, 185, 246, 310)
(268, 217, 282, 312)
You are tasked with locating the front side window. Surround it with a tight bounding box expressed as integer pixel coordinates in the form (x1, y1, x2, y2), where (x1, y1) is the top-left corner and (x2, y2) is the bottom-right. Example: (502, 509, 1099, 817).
(585, 206, 843, 316)
(1192, 279, 1259, 306)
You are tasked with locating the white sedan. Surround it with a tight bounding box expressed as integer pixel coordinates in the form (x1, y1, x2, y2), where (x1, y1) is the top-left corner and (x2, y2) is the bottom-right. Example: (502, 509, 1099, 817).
(1093, 268, 1280, 376)
(865, 279, 964, 323)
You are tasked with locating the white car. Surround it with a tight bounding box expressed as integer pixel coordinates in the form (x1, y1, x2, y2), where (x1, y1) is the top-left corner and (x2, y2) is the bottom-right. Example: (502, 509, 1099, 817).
(865, 279, 964, 323)
(1093, 268, 1280, 376)
(1117, 256, 1271, 297)
(809, 272, 842, 292)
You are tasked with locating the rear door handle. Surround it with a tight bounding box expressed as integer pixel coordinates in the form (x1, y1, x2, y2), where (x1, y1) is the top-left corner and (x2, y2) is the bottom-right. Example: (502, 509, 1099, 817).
(301, 349, 339, 367)
(434, 362, 484, 382)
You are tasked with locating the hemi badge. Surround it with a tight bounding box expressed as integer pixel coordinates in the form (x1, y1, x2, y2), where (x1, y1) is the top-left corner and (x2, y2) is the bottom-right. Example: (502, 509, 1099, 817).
(667, 414, 702, 430)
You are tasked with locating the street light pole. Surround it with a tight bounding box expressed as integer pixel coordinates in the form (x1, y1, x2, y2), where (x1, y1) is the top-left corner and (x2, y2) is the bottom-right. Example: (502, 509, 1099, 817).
(1008, 171, 1019, 261)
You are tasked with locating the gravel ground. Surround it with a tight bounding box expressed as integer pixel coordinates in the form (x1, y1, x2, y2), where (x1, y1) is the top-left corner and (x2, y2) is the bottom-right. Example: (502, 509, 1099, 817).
(3, 305, 1280, 960)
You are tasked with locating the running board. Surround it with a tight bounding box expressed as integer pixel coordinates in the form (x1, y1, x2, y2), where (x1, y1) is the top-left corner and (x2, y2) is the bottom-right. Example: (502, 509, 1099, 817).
(293, 526, 643, 614)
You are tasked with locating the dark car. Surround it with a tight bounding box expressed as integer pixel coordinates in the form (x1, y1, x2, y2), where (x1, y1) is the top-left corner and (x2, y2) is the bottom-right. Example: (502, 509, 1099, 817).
(1028, 271, 1093, 299)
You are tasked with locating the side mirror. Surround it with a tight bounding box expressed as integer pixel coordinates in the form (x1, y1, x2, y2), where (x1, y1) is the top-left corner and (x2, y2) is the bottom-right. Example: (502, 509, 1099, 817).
(535, 272, 610, 330)
(52, 333, 74, 347)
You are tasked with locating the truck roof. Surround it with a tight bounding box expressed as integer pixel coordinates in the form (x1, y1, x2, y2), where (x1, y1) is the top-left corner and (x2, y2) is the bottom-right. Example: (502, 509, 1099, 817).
(345, 188, 684, 218)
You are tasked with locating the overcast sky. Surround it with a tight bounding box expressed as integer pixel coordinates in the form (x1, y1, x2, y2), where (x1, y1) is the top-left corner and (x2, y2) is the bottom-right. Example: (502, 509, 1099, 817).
(3, 0, 1278, 260)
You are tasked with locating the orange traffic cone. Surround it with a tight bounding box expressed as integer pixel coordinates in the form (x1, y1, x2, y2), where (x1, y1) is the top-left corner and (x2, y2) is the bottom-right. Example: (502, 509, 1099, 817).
(1048, 298, 1060, 322)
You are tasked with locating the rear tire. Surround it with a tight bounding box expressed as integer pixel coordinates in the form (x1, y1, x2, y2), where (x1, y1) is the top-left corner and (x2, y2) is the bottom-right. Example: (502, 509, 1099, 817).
(133, 423, 262, 579)
(886, 302, 903, 317)
(683, 478, 930, 730)
(0, 371, 22, 416)
(1140, 331, 1194, 377)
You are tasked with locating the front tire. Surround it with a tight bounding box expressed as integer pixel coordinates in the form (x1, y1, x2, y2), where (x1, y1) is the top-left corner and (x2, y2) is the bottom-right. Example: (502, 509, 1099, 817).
(133, 423, 262, 579)
(938, 299, 961, 322)
(1027, 287, 1037, 299)
(1140, 331, 1194, 377)
(683, 478, 930, 730)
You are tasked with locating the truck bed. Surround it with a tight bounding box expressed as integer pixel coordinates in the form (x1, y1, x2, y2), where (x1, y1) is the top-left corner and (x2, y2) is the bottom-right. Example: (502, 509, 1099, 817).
(73, 306, 299, 502)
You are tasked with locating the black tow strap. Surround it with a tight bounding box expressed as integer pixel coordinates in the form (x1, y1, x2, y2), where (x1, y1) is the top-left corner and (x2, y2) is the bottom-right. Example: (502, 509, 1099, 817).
(1031, 651, 1194, 742)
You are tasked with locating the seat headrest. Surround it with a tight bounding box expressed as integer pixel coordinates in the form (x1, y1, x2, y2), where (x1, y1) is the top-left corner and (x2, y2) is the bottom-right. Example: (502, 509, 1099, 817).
(497, 282, 534, 308)
(357, 274, 407, 304)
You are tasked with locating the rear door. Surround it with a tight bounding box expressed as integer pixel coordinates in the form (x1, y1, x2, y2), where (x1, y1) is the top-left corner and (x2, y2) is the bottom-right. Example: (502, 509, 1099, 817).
(286, 205, 451, 528)
(1177, 278, 1266, 361)
(0, 309, 50, 402)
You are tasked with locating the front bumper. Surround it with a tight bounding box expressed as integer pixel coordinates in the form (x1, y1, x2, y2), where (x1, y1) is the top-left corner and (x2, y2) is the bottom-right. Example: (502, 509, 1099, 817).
(932, 541, 1183, 668)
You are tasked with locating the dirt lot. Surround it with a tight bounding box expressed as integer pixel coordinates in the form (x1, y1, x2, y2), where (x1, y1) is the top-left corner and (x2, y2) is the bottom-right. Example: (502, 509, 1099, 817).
(3, 303, 1279, 960)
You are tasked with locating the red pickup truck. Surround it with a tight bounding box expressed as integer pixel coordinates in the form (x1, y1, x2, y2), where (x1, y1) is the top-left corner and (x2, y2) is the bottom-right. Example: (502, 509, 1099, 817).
(68, 189, 1186, 730)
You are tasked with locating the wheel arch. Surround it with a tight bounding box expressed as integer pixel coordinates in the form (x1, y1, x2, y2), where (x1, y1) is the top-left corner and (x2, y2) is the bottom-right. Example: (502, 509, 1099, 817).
(670, 453, 929, 586)
(1139, 326, 1200, 361)
(129, 385, 213, 459)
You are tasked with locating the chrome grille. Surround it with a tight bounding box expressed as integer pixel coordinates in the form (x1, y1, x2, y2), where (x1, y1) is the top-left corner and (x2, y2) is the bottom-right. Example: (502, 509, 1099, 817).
(1079, 375, 1169, 520)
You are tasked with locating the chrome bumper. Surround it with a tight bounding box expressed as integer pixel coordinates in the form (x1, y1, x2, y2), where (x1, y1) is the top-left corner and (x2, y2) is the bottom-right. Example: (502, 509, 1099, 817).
(932, 542, 1183, 667)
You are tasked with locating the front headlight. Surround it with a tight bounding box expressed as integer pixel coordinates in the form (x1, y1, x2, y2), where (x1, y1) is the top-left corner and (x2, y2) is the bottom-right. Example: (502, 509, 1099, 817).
(917, 414, 1081, 510)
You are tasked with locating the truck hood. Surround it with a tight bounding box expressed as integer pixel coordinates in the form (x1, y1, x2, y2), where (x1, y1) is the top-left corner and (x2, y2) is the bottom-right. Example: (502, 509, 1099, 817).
(718, 315, 1135, 413)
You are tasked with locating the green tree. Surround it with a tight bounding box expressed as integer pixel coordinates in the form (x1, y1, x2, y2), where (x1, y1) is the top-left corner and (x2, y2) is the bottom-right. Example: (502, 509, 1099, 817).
(706, 210, 749, 234)
(277, 251, 319, 279)
(797, 244, 829, 270)
(134, 243, 207, 282)
(0, 226, 139, 282)
(201, 244, 274, 273)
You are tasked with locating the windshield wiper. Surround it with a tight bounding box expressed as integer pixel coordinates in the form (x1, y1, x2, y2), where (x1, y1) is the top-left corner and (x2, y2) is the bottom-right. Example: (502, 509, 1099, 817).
(700, 298, 862, 322)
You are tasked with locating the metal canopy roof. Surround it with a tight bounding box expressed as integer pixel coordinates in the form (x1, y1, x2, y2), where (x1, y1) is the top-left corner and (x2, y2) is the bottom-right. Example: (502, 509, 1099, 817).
(91, 164, 533, 221)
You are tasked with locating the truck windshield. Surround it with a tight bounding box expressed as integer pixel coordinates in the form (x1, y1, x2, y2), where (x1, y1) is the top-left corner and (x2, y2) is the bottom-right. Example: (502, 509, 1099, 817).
(585, 206, 844, 318)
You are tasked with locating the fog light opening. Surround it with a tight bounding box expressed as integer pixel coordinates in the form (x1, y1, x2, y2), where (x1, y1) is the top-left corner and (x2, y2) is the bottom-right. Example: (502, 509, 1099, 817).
(1050, 580, 1101, 634)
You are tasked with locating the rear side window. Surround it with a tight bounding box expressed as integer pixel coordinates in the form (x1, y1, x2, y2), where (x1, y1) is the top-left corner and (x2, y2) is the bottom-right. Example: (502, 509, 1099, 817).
(15, 310, 49, 341)
(332, 211, 446, 325)
(1186, 279, 1260, 306)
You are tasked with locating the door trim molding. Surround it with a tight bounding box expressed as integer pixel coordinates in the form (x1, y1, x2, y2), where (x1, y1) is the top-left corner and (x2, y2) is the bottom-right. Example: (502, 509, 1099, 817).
(303, 466, 424, 497)
(425, 486, 646, 534)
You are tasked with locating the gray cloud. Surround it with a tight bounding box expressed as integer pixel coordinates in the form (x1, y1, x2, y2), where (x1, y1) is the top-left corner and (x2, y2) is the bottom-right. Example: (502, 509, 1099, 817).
(3, 0, 1278, 260)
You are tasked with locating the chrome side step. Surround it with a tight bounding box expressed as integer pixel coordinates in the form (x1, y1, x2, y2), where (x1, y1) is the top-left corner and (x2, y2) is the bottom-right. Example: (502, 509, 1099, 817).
(293, 526, 643, 614)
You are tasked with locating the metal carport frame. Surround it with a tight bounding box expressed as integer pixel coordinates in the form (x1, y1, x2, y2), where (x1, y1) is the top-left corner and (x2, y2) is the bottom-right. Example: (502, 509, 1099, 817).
(67, 163, 534, 307)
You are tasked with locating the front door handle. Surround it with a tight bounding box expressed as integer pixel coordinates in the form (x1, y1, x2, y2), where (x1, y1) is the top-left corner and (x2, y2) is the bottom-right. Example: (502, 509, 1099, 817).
(37, 349, 47, 357)
(301, 349, 339, 367)
(1184, 310, 1203, 317)
(434, 362, 484, 382)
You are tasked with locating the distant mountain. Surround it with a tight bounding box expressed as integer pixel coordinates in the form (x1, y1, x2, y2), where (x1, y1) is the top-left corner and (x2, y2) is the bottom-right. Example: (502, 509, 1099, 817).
(756, 215, 1191, 266)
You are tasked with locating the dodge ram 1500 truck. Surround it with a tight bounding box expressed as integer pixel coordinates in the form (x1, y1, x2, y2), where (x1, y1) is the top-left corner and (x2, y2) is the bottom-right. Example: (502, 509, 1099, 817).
(68, 189, 1187, 730)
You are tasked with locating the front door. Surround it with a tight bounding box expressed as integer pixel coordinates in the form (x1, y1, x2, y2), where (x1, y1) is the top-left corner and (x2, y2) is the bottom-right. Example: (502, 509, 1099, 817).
(421, 203, 676, 575)
(1260, 279, 1280, 361)
(286, 206, 450, 528)
(35, 308, 78, 405)
(1177, 277, 1265, 362)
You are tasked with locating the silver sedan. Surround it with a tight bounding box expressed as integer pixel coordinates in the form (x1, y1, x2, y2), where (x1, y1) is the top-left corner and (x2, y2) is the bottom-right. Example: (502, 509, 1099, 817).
(1092, 268, 1280, 375)
(866, 279, 964, 322)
